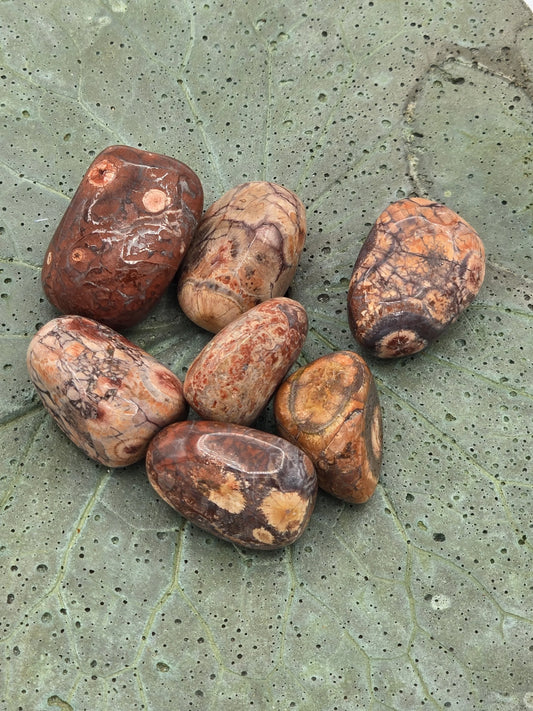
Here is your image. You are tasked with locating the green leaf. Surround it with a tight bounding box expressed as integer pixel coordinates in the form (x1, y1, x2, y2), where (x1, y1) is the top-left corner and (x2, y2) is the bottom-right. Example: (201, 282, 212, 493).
(1, 1, 531, 709)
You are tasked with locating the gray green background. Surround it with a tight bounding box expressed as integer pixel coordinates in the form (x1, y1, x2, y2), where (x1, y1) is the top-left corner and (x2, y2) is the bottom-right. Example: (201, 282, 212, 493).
(1, 1, 532, 709)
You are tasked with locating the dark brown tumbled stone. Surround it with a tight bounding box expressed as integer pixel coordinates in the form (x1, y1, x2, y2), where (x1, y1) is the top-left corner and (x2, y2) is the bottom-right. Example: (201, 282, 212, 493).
(42, 145, 203, 329)
(347, 197, 485, 358)
(26, 315, 188, 467)
(177, 181, 306, 332)
(274, 350, 382, 503)
(146, 420, 317, 549)
(183, 297, 308, 426)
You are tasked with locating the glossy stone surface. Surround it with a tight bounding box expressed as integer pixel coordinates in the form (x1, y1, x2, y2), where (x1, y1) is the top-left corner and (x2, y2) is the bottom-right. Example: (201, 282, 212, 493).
(26, 316, 188, 467)
(42, 145, 203, 330)
(184, 297, 308, 425)
(177, 181, 306, 332)
(347, 197, 485, 358)
(146, 420, 317, 549)
(274, 350, 382, 503)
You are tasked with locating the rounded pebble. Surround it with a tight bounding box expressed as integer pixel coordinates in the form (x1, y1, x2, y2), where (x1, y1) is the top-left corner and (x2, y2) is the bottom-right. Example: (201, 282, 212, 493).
(41, 145, 203, 330)
(347, 197, 485, 358)
(184, 297, 308, 425)
(274, 350, 382, 503)
(146, 420, 317, 549)
(26, 316, 188, 467)
(177, 181, 306, 332)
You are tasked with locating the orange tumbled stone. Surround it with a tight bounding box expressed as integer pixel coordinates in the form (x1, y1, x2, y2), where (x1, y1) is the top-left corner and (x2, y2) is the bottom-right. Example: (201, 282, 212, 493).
(184, 297, 308, 426)
(274, 350, 382, 504)
(347, 197, 485, 358)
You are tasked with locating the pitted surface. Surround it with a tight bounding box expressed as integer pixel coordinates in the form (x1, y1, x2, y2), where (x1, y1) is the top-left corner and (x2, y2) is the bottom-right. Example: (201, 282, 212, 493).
(0, 1, 531, 709)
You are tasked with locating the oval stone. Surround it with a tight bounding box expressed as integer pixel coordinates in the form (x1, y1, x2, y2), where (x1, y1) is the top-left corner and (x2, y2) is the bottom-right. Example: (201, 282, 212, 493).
(177, 181, 306, 332)
(41, 145, 203, 330)
(274, 350, 382, 503)
(347, 197, 485, 358)
(146, 420, 317, 549)
(26, 315, 188, 467)
(183, 297, 308, 425)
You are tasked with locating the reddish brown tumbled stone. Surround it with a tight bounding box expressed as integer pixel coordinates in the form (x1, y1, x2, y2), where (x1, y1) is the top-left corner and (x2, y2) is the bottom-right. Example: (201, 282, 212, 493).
(347, 197, 485, 358)
(146, 420, 317, 549)
(183, 297, 308, 425)
(274, 350, 382, 504)
(26, 315, 188, 467)
(41, 145, 203, 330)
(177, 181, 306, 332)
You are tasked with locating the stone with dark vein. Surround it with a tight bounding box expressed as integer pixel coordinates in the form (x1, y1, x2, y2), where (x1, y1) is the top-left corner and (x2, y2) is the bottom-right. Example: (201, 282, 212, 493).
(347, 197, 485, 358)
(177, 181, 306, 332)
(26, 315, 188, 467)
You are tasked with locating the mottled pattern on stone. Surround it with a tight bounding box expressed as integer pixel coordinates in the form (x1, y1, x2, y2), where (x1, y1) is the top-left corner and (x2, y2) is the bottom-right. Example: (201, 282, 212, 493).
(184, 297, 308, 425)
(146, 420, 317, 549)
(26, 316, 188, 467)
(347, 197, 485, 358)
(177, 181, 306, 332)
(41, 145, 203, 329)
(274, 350, 382, 503)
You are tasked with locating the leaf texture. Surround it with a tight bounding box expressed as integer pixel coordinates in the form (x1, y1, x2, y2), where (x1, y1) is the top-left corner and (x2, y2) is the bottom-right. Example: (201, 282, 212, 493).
(1, 1, 532, 709)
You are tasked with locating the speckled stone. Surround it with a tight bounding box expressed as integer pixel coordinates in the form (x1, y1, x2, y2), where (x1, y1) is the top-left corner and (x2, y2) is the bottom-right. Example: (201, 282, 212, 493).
(177, 181, 306, 332)
(347, 197, 485, 358)
(41, 145, 203, 330)
(26, 315, 188, 467)
(146, 420, 317, 549)
(184, 297, 308, 425)
(274, 350, 382, 503)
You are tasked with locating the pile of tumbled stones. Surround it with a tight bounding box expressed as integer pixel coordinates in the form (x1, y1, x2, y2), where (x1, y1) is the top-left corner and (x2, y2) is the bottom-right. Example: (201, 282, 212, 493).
(27, 145, 485, 550)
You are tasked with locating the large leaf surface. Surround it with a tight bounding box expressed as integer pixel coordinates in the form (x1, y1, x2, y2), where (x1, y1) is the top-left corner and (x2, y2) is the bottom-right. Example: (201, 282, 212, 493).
(1, 1, 532, 709)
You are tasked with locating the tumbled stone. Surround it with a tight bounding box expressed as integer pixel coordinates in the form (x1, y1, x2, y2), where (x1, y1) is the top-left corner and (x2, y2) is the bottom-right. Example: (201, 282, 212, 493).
(347, 197, 485, 358)
(177, 181, 306, 332)
(146, 420, 317, 549)
(26, 315, 188, 467)
(42, 145, 203, 329)
(183, 297, 308, 425)
(274, 350, 382, 503)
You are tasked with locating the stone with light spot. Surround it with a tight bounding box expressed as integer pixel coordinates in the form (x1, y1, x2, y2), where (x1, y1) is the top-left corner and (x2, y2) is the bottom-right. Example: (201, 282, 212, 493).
(274, 350, 382, 503)
(347, 197, 485, 358)
(146, 420, 317, 550)
(42, 145, 203, 330)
